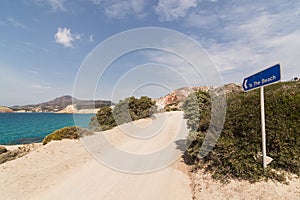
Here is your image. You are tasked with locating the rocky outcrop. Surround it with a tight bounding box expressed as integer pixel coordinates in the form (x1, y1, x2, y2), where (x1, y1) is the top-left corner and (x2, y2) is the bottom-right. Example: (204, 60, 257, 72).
(0, 106, 13, 113)
(156, 84, 243, 111)
(223, 83, 243, 94)
(56, 105, 98, 114)
(164, 86, 210, 105)
(156, 86, 210, 111)
(57, 105, 77, 114)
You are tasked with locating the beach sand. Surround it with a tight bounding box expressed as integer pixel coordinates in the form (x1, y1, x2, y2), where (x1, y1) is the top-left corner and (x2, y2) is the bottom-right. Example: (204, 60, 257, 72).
(0, 111, 299, 199)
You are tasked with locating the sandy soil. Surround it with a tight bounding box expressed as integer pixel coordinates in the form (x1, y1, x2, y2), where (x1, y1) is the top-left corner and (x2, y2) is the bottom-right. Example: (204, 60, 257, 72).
(0, 111, 192, 200)
(190, 168, 300, 200)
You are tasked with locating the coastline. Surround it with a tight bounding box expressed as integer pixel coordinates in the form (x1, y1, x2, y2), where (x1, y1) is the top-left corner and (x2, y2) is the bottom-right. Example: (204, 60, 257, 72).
(2, 110, 98, 114)
(0, 112, 193, 200)
(0, 112, 94, 146)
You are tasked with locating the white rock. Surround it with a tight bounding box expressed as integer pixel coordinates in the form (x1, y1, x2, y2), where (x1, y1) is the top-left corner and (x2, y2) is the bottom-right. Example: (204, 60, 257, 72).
(254, 152, 273, 165)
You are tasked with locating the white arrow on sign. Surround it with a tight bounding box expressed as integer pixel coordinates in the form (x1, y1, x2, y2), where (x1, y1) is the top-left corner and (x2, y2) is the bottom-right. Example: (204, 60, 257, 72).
(244, 79, 248, 89)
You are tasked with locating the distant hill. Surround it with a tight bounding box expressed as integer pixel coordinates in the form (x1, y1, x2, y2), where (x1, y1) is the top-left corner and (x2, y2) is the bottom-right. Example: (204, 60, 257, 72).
(10, 95, 114, 113)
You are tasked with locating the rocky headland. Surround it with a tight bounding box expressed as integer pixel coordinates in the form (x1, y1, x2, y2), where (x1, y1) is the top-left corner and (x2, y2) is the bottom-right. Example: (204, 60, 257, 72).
(10, 95, 113, 114)
(0, 106, 13, 113)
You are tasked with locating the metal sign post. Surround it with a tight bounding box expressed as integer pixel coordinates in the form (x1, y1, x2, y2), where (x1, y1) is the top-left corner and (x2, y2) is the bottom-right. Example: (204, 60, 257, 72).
(243, 64, 281, 169)
(260, 86, 267, 168)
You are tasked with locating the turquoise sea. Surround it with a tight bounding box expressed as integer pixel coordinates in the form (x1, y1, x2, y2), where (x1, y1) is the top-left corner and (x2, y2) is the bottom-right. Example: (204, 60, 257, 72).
(0, 113, 94, 145)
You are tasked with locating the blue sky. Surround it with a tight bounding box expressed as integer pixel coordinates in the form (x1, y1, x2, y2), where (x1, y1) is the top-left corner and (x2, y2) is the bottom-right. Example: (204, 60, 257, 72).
(1, 0, 300, 106)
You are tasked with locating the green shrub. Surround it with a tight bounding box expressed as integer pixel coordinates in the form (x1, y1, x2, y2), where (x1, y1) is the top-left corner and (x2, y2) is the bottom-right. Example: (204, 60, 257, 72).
(42, 126, 93, 145)
(182, 91, 211, 132)
(89, 96, 157, 131)
(165, 103, 181, 112)
(89, 106, 116, 131)
(114, 96, 157, 124)
(184, 82, 300, 183)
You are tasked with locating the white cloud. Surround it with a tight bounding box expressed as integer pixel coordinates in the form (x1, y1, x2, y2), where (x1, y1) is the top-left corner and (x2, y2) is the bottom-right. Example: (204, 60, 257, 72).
(28, 70, 39, 75)
(31, 84, 52, 90)
(140, 42, 220, 86)
(89, 0, 103, 5)
(74, 34, 81, 40)
(186, 11, 218, 28)
(90, 0, 148, 19)
(32, 0, 67, 12)
(89, 35, 94, 42)
(105, 0, 147, 19)
(155, 0, 197, 22)
(183, 1, 300, 82)
(47, 0, 66, 12)
(7, 17, 27, 29)
(54, 27, 80, 47)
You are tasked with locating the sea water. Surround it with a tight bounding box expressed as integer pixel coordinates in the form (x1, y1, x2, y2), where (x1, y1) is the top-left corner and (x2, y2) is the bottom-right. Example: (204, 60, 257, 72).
(0, 113, 94, 145)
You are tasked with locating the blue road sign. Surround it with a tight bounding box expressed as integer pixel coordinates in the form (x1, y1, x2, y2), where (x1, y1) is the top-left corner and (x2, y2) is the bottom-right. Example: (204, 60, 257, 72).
(243, 64, 281, 91)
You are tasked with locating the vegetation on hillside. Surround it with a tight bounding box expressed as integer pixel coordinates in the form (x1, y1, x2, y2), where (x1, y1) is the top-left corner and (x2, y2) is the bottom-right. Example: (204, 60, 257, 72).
(42, 126, 94, 145)
(89, 96, 157, 131)
(183, 81, 300, 183)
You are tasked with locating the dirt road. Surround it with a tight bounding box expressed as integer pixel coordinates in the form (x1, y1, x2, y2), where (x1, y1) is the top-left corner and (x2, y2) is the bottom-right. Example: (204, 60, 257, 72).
(0, 111, 192, 200)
